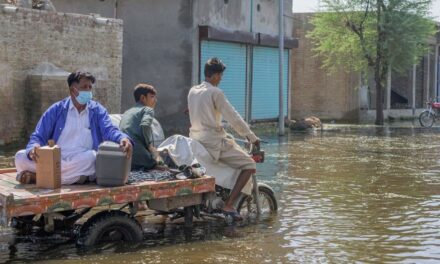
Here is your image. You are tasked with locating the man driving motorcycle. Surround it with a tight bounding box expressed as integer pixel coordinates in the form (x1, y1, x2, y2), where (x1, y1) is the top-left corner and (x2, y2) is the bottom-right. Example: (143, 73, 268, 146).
(187, 57, 260, 221)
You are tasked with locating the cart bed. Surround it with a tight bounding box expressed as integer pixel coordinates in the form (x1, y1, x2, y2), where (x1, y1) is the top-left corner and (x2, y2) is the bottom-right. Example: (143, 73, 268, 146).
(0, 168, 215, 225)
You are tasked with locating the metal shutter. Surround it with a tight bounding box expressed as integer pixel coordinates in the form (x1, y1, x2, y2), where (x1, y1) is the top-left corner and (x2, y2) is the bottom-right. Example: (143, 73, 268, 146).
(251, 47, 289, 120)
(200, 41, 247, 117)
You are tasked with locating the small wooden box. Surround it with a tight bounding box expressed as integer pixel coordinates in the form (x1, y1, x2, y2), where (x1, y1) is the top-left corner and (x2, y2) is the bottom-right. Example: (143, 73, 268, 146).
(36, 145, 61, 189)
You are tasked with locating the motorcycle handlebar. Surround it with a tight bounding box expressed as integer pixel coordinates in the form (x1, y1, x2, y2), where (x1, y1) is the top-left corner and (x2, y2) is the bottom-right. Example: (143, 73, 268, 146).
(246, 142, 265, 163)
(232, 137, 266, 163)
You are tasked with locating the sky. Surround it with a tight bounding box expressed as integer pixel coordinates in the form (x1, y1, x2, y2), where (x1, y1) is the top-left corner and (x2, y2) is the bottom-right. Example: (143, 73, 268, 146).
(292, 0, 440, 22)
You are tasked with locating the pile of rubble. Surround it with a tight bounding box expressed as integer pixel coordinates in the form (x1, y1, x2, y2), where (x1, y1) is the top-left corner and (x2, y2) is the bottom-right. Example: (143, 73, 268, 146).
(288, 116, 323, 131)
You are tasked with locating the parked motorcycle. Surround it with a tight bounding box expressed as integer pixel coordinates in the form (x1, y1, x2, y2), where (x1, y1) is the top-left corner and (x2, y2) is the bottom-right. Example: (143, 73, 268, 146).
(419, 99, 440, 127)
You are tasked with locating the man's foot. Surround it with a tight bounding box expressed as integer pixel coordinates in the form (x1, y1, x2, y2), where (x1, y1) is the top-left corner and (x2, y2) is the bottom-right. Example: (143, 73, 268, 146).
(16, 171, 36, 184)
(222, 210, 243, 222)
(222, 205, 243, 221)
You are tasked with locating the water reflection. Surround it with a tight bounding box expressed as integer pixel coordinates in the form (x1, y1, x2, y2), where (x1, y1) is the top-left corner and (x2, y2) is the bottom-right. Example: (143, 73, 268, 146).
(278, 126, 440, 263)
(1, 125, 440, 263)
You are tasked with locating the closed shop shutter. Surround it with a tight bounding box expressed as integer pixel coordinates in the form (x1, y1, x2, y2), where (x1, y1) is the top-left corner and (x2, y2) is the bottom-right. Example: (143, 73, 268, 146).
(200, 40, 247, 117)
(251, 47, 289, 120)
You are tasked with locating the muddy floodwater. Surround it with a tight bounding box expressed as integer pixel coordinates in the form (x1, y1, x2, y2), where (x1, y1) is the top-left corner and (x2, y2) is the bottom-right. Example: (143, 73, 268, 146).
(1, 124, 440, 263)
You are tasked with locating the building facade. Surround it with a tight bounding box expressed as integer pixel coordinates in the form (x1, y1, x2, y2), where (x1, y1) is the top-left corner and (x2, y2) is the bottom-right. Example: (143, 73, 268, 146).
(291, 13, 360, 121)
(292, 13, 440, 122)
(0, 2, 122, 145)
(51, 0, 297, 134)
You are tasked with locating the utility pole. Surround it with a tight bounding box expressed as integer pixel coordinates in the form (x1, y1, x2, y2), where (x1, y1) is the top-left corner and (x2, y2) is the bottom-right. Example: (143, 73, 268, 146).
(278, 0, 285, 136)
(246, 0, 254, 122)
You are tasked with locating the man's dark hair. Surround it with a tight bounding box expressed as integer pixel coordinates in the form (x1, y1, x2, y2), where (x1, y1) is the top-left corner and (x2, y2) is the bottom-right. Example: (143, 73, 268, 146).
(67, 71, 96, 87)
(204, 57, 226, 78)
(134, 83, 157, 102)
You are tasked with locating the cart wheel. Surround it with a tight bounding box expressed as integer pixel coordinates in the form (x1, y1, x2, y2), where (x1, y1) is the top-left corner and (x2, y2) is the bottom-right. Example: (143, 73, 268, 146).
(184, 206, 193, 228)
(77, 210, 143, 247)
(237, 186, 278, 218)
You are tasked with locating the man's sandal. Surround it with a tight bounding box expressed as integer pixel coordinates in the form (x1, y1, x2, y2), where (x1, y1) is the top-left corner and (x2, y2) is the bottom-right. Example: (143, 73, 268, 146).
(222, 210, 243, 222)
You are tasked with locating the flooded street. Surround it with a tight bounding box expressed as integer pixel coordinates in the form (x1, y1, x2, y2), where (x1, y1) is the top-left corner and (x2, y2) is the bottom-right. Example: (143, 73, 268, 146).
(1, 124, 440, 263)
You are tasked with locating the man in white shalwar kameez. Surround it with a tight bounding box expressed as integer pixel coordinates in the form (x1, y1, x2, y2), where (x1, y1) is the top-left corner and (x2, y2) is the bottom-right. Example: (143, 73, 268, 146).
(188, 57, 260, 220)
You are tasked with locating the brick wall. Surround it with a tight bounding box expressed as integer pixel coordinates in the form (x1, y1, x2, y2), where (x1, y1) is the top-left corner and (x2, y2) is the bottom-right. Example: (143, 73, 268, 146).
(291, 13, 360, 121)
(0, 6, 122, 145)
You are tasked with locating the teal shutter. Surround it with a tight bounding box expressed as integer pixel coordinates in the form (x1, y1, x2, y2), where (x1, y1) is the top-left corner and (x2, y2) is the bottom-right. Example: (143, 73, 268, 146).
(200, 41, 247, 117)
(251, 47, 289, 120)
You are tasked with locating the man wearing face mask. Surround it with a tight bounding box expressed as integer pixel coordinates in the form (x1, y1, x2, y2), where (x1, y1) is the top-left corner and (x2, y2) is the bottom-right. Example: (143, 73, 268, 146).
(14, 71, 133, 185)
(119, 83, 161, 171)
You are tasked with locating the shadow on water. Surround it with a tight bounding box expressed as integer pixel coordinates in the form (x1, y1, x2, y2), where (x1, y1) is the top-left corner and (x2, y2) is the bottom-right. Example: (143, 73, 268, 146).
(2, 123, 440, 263)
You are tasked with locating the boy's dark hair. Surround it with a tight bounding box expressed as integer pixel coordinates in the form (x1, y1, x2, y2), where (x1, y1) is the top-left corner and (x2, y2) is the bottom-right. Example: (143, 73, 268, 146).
(204, 57, 226, 78)
(67, 71, 96, 87)
(134, 83, 157, 102)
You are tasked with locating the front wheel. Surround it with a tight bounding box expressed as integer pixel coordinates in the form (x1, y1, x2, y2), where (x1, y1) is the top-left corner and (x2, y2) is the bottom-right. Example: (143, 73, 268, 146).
(237, 186, 277, 218)
(419, 111, 435, 127)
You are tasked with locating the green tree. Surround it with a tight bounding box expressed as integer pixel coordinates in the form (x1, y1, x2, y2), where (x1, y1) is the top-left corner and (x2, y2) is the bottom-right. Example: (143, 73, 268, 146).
(308, 0, 437, 125)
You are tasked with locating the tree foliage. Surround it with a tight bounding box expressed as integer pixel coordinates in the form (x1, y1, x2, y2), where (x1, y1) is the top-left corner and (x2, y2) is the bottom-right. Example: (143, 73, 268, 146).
(307, 0, 437, 124)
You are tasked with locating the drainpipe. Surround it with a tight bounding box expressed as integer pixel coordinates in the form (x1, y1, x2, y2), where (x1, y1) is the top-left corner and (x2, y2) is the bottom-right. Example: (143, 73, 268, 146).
(250, 0, 253, 32)
(114, 0, 118, 18)
(278, 0, 285, 136)
(412, 64, 416, 117)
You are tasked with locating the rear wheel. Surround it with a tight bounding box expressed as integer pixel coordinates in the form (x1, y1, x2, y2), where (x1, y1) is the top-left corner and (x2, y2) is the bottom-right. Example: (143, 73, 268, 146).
(237, 186, 277, 218)
(419, 111, 435, 127)
(77, 211, 143, 247)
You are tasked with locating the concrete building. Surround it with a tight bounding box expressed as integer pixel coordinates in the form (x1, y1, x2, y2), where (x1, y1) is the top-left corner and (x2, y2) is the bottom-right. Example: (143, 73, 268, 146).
(292, 13, 440, 122)
(51, 0, 298, 134)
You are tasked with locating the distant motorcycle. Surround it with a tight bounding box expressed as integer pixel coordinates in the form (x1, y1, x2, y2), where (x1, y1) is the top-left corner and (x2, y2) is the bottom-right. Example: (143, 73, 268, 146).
(419, 99, 440, 127)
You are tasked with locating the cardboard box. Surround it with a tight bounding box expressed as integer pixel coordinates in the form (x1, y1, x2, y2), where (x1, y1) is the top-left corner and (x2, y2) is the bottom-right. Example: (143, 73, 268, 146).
(36, 143, 61, 189)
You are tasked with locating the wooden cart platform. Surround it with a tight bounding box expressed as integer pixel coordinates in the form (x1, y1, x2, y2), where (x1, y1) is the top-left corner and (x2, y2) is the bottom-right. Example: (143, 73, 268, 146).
(0, 168, 215, 225)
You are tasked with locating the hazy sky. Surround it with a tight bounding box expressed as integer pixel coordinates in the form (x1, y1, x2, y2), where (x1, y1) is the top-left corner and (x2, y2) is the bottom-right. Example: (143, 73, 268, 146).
(292, 0, 440, 21)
